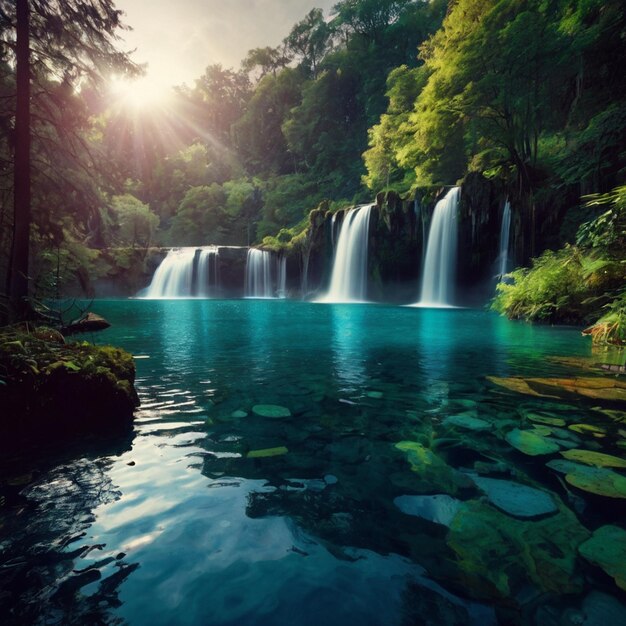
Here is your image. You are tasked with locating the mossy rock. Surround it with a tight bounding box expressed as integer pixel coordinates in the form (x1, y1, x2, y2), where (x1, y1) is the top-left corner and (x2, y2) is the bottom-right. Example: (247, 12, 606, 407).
(579, 525, 626, 591)
(446, 500, 589, 601)
(487, 376, 559, 399)
(526, 413, 566, 427)
(505, 428, 560, 456)
(561, 449, 626, 469)
(395, 441, 472, 494)
(0, 326, 139, 443)
(247, 446, 288, 458)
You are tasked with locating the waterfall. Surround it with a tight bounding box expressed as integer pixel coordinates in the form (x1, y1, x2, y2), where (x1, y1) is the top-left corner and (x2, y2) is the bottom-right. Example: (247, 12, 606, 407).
(497, 200, 511, 279)
(145, 247, 221, 298)
(318, 204, 373, 303)
(416, 187, 460, 307)
(245, 249, 274, 298)
(194, 247, 220, 297)
(277, 255, 287, 299)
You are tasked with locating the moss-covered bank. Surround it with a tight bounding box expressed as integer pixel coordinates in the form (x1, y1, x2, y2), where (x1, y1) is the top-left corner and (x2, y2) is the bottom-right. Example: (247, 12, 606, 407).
(0, 325, 139, 444)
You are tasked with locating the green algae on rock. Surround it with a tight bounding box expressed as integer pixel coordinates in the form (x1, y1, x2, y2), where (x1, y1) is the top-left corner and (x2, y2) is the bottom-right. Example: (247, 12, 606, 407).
(446, 500, 589, 601)
(505, 428, 560, 456)
(579, 525, 626, 591)
(246, 446, 289, 458)
(394, 441, 473, 494)
(0, 326, 139, 442)
(560, 449, 626, 469)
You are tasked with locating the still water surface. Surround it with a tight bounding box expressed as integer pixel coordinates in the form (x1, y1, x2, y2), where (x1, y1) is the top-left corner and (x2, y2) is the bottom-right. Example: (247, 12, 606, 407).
(1, 300, 624, 625)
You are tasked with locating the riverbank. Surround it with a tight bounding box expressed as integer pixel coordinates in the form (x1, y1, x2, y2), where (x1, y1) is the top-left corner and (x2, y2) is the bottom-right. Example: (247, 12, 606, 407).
(0, 324, 139, 446)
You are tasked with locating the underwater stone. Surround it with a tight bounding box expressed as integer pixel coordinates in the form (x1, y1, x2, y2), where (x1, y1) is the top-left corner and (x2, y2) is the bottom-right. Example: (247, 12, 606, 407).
(471, 476, 558, 519)
(568, 424, 607, 437)
(580, 591, 626, 626)
(394, 494, 461, 527)
(446, 500, 589, 601)
(252, 404, 291, 418)
(525, 413, 567, 427)
(558, 464, 626, 499)
(560, 449, 626, 469)
(247, 446, 288, 458)
(367, 391, 383, 399)
(579, 526, 626, 591)
(231, 409, 248, 418)
(505, 429, 560, 456)
(395, 441, 472, 494)
(443, 413, 492, 431)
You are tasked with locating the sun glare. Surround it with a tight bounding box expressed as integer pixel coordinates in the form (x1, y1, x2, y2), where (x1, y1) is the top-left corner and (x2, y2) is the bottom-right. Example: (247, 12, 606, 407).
(109, 75, 172, 109)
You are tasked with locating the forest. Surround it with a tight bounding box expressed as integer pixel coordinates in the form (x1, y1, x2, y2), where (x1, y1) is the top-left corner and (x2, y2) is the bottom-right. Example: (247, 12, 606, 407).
(0, 0, 624, 329)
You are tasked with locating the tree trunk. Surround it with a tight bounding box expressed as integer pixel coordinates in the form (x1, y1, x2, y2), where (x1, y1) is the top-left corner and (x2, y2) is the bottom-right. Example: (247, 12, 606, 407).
(9, 0, 31, 315)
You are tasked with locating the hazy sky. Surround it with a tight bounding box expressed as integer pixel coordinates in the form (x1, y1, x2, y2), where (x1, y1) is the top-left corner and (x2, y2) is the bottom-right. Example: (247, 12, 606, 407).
(116, 1, 337, 88)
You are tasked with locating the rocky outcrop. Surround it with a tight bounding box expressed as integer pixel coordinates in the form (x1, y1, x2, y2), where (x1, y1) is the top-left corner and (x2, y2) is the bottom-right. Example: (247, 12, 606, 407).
(0, 326, 139, 445)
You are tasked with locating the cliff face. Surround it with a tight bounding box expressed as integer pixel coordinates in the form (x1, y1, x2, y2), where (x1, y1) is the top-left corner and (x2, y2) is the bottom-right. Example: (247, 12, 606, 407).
(69, 174, 572, 303)
(296, 176, 507, 303)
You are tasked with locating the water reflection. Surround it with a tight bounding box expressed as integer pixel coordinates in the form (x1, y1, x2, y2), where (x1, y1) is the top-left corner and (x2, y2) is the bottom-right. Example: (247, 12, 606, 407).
(0, 433, 137, 625)
(1, 300, 606, 625)
(330, 304, 368, 394)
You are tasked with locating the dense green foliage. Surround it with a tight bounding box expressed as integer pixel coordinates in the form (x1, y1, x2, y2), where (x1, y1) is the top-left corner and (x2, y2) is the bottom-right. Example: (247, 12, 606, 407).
(0, 324, 139, 438)
(492, 186, 626, 344)
(364, 0, 626, 195)
(0, 0, 624, 315)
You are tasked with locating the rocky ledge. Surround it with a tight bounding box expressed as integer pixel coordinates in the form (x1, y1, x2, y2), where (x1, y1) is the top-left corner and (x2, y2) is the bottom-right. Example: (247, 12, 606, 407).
(0, 325, 139, 444)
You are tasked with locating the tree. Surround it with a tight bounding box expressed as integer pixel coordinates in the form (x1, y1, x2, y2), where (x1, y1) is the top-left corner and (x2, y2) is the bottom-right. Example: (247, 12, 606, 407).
(0, 0, 136, 315)
(284, 8, 333, 78)
(190, 64, 251, 145)
(331, 0, 411, 43)
(242, 46, 291, 80)
(168, 184, 228, 246)
(109, 194, 159, 248)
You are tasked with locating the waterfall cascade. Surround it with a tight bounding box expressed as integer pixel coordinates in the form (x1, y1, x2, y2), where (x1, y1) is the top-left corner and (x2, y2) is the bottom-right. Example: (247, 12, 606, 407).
(245, 249, 274, 298)
(277, 255, 287, 299)
(318, 204, 373, 303)
(145, 247, 221, 298)
(416, 187, 460, 307)
(497, 200, 511, 279)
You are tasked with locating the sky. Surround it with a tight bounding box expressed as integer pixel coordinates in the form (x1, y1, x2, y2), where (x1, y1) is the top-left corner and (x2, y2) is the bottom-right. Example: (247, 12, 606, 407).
(115, 0, 338, 89)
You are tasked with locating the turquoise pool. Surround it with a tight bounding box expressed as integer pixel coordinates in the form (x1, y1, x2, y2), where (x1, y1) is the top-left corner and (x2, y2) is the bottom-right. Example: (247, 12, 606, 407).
(1, 300, 624, 625)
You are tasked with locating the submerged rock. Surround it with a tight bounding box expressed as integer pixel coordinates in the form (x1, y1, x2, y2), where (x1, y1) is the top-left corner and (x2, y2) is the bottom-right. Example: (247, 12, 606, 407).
(579, 526, 626, 591)
(394, 494, 461, 527)
(548, 460, 626, 499)
(246, 446, 288, 458)
(252, 404, 291, 418)
(560, 449, 626, 468)
(488, 375, 626, 403)
(505, 429, 560, 456)
(395, 441, 472, 494)
(470, 476, 558, 519)
(446, 500, 589, 601)
(443, 413, 492, 431)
